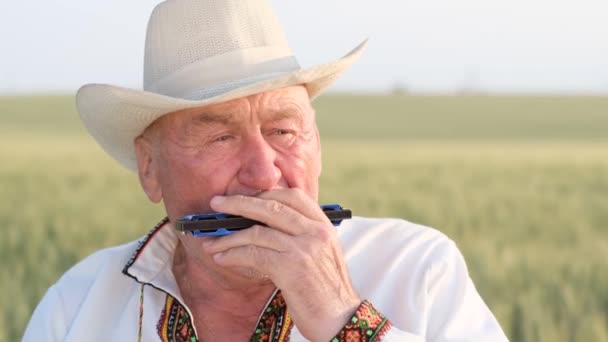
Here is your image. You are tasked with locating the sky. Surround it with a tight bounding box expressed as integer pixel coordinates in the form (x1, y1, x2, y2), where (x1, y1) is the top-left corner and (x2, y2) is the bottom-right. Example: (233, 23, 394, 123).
(1, 0, 607, 94)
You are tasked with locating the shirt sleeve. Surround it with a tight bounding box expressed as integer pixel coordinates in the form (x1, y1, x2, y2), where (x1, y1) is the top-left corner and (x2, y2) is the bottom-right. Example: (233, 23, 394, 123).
(422, 240, 508, 342)
(331, 238, 508, 341)
(22, 285, 67, 341)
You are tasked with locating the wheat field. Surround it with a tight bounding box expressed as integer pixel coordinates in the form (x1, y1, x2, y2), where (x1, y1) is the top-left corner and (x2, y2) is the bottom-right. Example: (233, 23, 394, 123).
(1, 94, 607, 341)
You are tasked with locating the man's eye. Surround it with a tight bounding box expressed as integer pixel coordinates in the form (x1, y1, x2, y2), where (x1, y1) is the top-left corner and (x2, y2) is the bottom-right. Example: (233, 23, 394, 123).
(272, 129, 291, 136)
(213, 135, 233, 142)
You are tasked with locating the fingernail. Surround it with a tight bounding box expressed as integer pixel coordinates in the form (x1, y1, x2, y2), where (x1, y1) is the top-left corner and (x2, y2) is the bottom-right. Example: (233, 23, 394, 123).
(210, 195, 226, 206)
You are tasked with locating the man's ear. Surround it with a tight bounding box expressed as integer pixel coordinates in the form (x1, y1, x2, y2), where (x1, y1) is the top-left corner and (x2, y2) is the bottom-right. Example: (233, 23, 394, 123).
(314, 121, 322, 176)
(134, 136, 162, 203)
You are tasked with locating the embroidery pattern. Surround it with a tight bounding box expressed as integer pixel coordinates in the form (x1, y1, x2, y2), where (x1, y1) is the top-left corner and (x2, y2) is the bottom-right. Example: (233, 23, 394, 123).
(157, 295, 197, 342)
(251, 290, 293, 342)
(331, 300, 392, 342)
(138, 284, 145, 342)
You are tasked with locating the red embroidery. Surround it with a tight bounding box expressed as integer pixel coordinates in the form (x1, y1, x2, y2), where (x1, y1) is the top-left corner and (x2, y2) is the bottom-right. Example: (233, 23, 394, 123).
(156, 290, 293, 342)
(331, 300, 392, 342)
(251, 290, 293, 342)
(157, 295, 197, 342)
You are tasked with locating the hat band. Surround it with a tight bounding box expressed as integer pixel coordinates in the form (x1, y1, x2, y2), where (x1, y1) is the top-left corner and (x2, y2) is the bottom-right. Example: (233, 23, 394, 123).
(144, 46, 300, 99)
(181, 71, 292, 101)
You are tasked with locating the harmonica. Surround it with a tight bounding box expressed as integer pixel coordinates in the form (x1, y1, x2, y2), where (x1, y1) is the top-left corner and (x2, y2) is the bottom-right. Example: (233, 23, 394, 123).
(175, 204, 352, 237)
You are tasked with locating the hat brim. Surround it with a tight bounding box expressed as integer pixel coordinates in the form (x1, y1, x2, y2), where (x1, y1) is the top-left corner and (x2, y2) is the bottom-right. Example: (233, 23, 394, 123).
(76, 40, 367, 171)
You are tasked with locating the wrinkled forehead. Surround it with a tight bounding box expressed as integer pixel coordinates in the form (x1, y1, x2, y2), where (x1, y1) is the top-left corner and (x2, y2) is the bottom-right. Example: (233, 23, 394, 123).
(143, 85, 313, 136)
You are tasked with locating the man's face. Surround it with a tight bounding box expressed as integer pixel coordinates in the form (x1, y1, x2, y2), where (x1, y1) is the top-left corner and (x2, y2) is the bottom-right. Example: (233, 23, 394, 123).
(145, 85, 320, 218)
(135, 85, 322, 282)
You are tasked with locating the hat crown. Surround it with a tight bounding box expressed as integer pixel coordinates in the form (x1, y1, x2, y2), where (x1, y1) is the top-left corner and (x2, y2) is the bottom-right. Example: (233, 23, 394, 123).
(76, 0, 366, 171)
(143, 0, 295, 95)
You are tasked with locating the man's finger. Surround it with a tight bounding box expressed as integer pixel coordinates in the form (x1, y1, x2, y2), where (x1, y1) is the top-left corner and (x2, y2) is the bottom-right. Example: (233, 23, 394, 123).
(204, 225, 292, 254)
(209, 195, 314, 235)
(256, 188, 327, 222)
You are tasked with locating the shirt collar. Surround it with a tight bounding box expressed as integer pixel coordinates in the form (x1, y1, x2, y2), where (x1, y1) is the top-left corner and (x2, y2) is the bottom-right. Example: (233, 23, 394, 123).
(122, 217, 183, 300)
(123, 218, 295, 340)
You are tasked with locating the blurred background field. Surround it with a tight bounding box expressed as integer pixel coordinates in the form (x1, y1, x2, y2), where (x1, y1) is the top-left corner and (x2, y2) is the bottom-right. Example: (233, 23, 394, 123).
(1, 94, 607, 341)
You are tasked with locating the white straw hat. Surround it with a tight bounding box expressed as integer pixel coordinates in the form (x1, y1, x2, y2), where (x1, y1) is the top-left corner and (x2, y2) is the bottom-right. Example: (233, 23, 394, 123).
(76, 0, 367, 171)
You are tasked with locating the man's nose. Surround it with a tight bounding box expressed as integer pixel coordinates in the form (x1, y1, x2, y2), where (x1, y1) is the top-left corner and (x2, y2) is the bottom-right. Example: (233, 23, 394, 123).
(237, 133, 282, 191)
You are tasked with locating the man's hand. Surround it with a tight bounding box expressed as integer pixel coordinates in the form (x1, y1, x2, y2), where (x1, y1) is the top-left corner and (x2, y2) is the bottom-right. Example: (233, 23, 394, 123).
(204, 188, 361, 342)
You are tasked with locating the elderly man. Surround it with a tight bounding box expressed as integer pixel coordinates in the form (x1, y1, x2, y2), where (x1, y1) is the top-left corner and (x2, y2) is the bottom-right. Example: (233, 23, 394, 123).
(24, 0, 508, 341)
